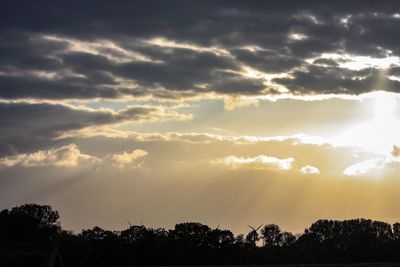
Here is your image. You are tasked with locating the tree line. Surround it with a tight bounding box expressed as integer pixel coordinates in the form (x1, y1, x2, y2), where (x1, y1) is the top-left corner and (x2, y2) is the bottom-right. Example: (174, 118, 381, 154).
(1, 203, 400, 266)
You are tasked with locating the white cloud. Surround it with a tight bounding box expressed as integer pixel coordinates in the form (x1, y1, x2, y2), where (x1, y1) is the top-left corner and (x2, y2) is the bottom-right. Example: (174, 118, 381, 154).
(215, 155, 294, 171)
(133, 131, 327, 146)
(343, 155, 400, 176)
(300, 165, 320, 175)
(0, 144, 99, 168)
(112, 149, 148, 168)
(343, 159, 383, 176)
(0, 144, 149, 170)
(288, 33, 308, 41)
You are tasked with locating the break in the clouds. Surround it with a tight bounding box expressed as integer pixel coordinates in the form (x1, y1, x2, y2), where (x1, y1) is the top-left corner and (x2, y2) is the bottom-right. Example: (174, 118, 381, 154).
(2, 1, 400, 101)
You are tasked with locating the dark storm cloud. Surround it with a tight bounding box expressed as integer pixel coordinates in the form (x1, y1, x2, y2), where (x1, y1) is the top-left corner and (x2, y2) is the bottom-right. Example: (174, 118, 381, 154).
(274, 65, 400, 94)
(231, 48, 302, 73)
(0, 33, 264, 99)
(0, 75, 122, 99)
(1, 0, 397, 44)
(114, 49, 240, 91)
(312, 58, 340, 67)
(1, 0, 400, 100)
(0, 31, 66, 71)
(0, 102, 190, 156)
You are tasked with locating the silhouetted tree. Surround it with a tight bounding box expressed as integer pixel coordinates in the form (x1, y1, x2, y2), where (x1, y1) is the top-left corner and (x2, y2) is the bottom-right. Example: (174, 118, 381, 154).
(205, 228, 235, 250)
(80, 226, 118, 241)
(170, 222, 211, 247)
(1, 203, 400, 266)
(281, 231, 296, 246)
(0, 203, 61, 242)
(245, 230, 259, 247)
(120, 225, 148, 244)
(261, 224, 282, 247)
(234, 234, 246, 247)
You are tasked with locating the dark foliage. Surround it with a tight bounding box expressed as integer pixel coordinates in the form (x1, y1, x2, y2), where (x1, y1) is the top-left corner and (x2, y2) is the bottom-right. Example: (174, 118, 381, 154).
(1, 204, 400, 266)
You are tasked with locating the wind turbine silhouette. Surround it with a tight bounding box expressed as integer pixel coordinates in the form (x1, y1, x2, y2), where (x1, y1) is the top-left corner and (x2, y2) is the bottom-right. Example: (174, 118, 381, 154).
(246, 224, 263, 247)
(248, 224, 263, 232)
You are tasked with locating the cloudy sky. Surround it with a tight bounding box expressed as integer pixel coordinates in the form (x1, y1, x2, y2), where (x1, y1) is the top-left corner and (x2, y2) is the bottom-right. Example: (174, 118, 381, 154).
(1, 0, 400, 234)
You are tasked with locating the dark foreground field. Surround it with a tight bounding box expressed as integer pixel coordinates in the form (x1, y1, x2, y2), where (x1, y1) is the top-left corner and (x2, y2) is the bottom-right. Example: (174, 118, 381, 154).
(118, 264, 400, 267)
(133, 265, 400, 267)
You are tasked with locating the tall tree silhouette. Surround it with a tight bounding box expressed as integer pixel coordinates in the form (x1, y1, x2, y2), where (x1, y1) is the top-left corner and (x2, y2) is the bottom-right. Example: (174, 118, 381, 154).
(0, 203, 61, 242)
(261, 224, 296, 247)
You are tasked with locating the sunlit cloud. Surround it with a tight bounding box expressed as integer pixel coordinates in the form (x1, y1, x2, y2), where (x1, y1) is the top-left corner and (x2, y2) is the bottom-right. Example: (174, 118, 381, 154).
(214, 155, 294, 171)
(111, 149, 148, 168)
(288, 33, 308, 41)
(310, 53, 400, 71)
(343, 143, 400, 177)
(42, 34, 154, 63)
(300, 165, 320, 175)
(144, 37, 231, 57)
(133, 132, 327, 146)
(0, 144, 99, 168)
(223, 95, 260, 110)
(343, 159, 383, 176)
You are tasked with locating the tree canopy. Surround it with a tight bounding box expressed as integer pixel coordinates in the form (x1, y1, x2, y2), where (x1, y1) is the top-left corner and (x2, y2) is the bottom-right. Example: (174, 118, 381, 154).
(1, 203, 400, 266)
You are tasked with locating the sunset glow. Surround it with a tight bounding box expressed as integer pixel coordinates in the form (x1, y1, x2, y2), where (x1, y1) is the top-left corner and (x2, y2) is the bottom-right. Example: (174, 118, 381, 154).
(334, 92, 400, 156)
(2, 1, 400, 236)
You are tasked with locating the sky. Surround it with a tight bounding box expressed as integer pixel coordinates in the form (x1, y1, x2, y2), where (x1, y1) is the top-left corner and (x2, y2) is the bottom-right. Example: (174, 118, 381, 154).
(1, 0, 400, 234)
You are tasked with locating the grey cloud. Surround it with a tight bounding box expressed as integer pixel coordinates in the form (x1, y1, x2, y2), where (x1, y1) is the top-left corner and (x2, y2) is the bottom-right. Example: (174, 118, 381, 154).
(0, 75, 121, 99)
(114, 50, 238, 91)
(208, 73, 265, 94)
(231, 48, 302, 73)
(0, 31, 66, 71)
(0, 102, 190, 156)
(1, 1, 400, 100)
(343, 14, 400, 56)
(3, 1, 396, 45)
(0, 34, 265, 99)
(274, 65, 400, 94)
(312, 58, 339, 67)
